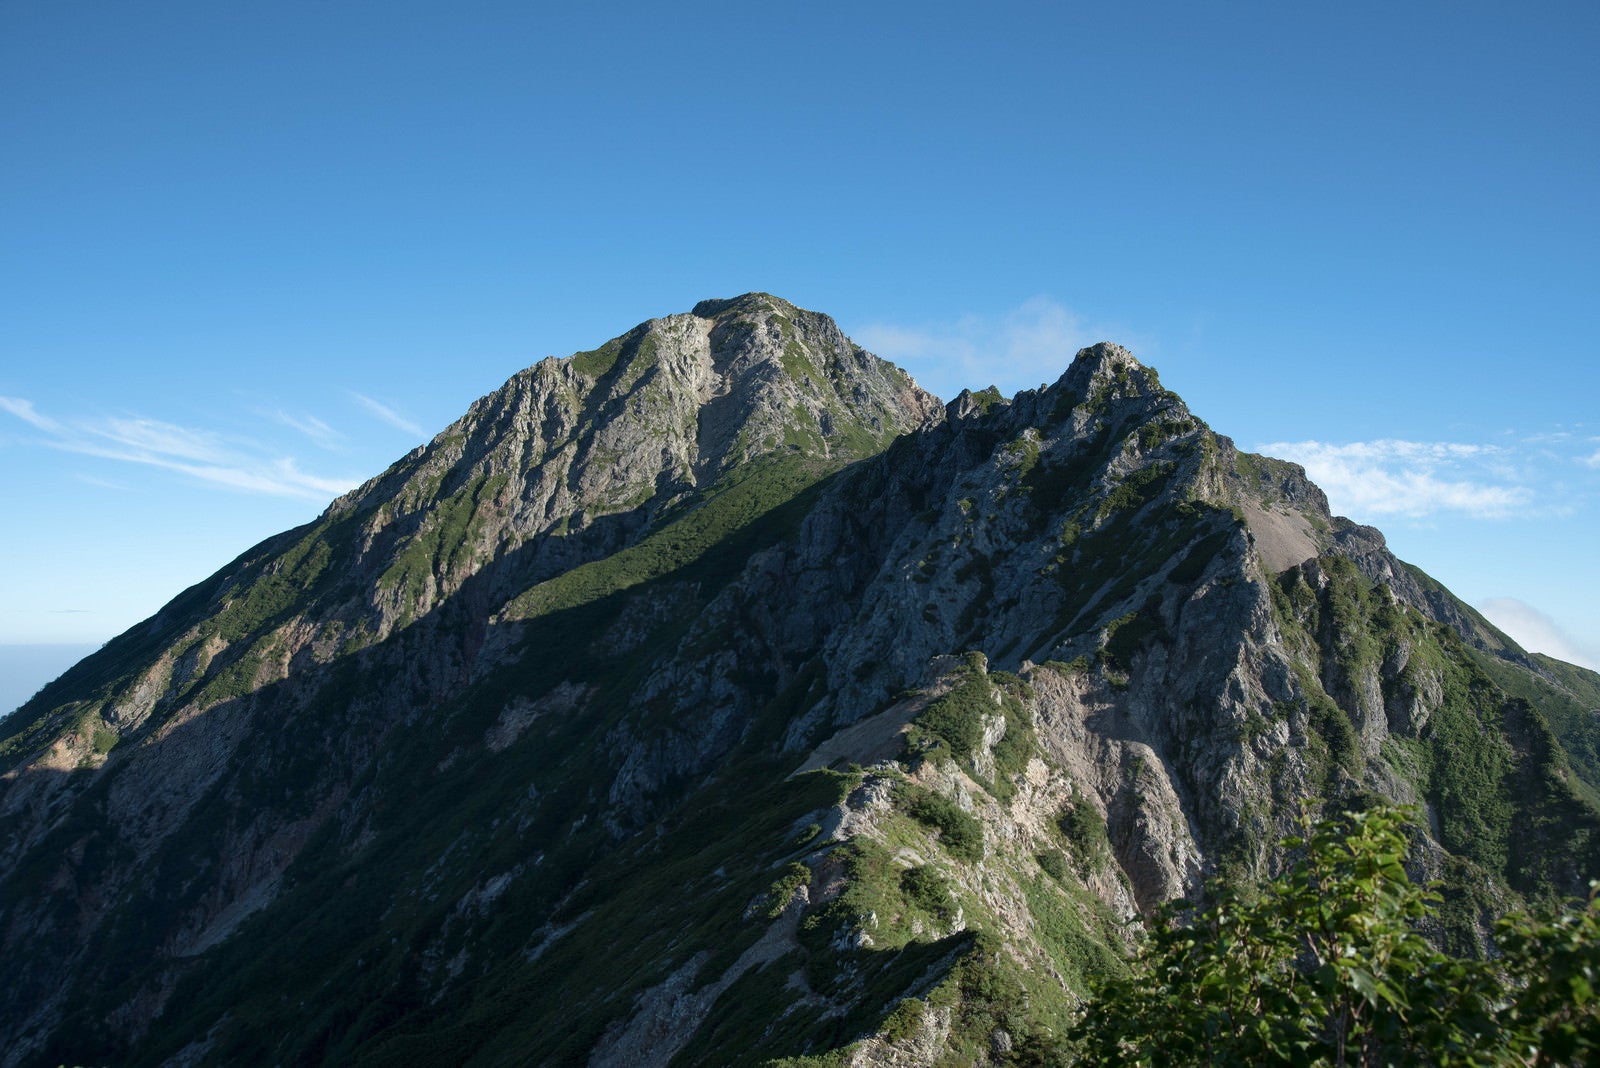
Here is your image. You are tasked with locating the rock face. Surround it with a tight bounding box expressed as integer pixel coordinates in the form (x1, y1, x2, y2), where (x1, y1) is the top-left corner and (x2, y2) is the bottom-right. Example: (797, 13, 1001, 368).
(1, 295, 1597, 1067)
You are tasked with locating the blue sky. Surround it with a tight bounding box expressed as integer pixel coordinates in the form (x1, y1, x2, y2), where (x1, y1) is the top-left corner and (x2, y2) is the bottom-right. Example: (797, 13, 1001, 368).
(2, 1, 1597, 689)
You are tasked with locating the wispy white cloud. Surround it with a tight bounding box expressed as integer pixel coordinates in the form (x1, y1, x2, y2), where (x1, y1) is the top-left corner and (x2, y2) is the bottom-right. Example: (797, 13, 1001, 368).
(1477, 597, 1600, 671)
(1582, 447, 1600, 469)
(88, 416, 226, 464)
(72, 473, 131, 491)
(0, 398, 358, 499)
(1256, 439, 1536, 520)
(349, 392, 423, 437)
(268, 409, 343, 450)
(852, 297, 1143, 400)
(0, 396, 62, 432)
(1521, 430, 1576, 446)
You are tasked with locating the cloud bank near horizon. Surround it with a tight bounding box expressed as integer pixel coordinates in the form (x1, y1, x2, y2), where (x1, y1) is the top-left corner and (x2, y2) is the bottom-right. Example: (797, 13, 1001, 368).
(1478, 597, 1600, 671)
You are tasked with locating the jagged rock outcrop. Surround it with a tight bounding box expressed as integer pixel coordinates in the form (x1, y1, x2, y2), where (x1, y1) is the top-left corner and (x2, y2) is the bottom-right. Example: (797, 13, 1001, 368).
(1, 296, 1595, 1067)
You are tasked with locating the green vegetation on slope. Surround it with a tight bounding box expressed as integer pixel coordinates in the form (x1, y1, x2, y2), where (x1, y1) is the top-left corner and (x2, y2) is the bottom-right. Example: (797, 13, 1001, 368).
(1265, 555, 1600, 933)
(505, 457, 833, 622)
(1477, 651, 1600, 807)
(14, 333, 1600, 1068)
(1072, 805, 1600, 1066)
(904, 656, 1036, 804)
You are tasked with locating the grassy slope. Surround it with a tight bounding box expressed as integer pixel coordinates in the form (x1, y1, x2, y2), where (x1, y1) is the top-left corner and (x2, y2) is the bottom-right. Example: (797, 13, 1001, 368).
(32, 456, 839, 1066)
(16, 351, 1600, 1066)
(1266, 556, 1600, 946)
(43, 415, 1152, 1065)
(1476, 652, 1600, 807)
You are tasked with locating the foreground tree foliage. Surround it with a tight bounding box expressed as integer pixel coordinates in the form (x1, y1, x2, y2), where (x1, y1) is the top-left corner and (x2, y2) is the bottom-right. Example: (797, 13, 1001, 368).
(1069, 806, 1600, 1066)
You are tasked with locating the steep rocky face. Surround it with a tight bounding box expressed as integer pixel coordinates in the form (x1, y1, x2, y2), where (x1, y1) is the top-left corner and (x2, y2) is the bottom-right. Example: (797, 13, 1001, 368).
(0, 294, 935, 842)
(0, 293, 938, 1064)
(1, 299, 1596, 1067)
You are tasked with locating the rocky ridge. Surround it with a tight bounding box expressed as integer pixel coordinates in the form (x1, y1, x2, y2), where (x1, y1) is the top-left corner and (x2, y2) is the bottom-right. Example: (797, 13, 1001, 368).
(0, 295, 1596, 1066)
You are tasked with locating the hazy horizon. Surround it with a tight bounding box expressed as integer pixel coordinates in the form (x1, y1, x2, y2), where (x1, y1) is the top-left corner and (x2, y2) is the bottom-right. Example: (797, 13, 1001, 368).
(0, 643, 99, 722)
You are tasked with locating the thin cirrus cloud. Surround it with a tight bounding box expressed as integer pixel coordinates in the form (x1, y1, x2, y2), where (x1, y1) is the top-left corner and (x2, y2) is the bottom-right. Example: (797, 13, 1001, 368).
(268, 409, 343, 451)
(851, 297, 1142, 400)
(1254, 439, 1536, 521)
(0, 396, 63, 433)
(348, 391, 424, 437)
(0, 395, 358, 499)
(72, 472, 132, 491)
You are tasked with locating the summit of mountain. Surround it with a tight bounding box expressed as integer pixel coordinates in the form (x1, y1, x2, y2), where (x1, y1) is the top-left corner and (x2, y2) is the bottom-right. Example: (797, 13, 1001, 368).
(1, 296, 1596, 1067)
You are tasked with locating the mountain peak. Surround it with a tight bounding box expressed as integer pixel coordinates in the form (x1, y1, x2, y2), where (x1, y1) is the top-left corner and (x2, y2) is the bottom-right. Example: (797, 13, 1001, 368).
(311, 294, 940, 635)
(4, 296, 1597, 1068)
(688, 291, 795, 320)
(563, 293, 941, 478)
(1057, 340, 1147, 390)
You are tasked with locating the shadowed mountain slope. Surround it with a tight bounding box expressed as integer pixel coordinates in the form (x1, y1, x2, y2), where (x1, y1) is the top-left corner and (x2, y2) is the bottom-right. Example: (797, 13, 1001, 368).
(2, 295, 1596, 1067)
